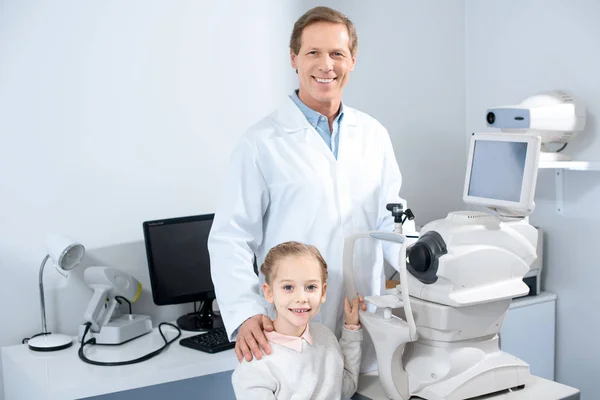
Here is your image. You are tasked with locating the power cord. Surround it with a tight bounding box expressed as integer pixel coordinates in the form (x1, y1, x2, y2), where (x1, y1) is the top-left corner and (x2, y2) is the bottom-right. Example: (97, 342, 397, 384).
(24, 299, 181, 365)
(78, 321, 181, 366)
(22, 332, 47, 344)
(115, 296, 132, 314)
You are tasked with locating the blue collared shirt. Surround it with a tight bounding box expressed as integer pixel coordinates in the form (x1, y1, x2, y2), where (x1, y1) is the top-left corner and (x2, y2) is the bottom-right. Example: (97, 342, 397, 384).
(289, 90, 344, 159)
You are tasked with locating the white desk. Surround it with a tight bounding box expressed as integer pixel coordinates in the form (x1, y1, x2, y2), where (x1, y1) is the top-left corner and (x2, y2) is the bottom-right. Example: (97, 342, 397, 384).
(1, 304, 576, 400)
(355, 373, 579, 400)
(3, 326, 580, 400)
(1, 327, 237, 399)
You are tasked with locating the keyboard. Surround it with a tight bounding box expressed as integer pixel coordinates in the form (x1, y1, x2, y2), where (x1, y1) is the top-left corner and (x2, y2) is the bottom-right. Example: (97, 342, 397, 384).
(179, 327, 235, 354)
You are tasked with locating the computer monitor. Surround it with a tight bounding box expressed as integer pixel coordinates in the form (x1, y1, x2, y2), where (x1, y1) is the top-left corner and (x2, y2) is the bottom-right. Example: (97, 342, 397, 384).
(142, 214, 223, 332)
(463, 133, 541, 216)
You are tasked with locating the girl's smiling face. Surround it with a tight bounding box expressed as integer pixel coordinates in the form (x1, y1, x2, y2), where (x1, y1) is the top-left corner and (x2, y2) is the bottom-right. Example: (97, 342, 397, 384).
(262, 254, 327, 336)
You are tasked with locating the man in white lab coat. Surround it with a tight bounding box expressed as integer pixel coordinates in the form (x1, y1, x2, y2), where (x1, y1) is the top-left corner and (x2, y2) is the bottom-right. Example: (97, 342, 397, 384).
(208, 6, 413, 373)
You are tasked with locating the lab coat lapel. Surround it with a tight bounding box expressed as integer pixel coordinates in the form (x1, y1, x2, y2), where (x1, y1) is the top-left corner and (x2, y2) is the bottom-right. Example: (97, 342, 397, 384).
(338, 107, 380, 373)
(336, 108, 361, 239)
(337, 107, 359, 162)
(271, 97, 312, 134)
(272, 97, 337, 161)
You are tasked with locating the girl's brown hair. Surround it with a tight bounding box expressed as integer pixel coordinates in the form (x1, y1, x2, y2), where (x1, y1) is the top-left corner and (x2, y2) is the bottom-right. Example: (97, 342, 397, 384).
(260, 241, 328, 284)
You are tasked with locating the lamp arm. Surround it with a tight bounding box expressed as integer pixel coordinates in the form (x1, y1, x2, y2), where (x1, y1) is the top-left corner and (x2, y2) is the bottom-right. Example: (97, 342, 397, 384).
(38, 255, 50, 334)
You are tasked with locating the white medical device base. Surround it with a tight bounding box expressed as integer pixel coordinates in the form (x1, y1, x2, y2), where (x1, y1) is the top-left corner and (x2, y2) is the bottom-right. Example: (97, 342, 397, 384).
(391, 292, 529, 400)
(78, 314, 152, 345)
(28, 333, 73, 352)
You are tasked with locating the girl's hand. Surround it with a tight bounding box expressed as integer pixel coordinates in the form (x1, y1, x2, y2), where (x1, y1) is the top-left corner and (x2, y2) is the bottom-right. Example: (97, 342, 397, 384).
(344, 294, 364, 326)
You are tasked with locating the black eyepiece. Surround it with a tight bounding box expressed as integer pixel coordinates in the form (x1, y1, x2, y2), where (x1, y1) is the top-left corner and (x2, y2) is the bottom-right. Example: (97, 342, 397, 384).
(486, 112, 496, 125)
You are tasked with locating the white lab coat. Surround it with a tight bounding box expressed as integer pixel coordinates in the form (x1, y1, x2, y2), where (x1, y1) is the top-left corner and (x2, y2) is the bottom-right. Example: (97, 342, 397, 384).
(208, 96, 411, 372)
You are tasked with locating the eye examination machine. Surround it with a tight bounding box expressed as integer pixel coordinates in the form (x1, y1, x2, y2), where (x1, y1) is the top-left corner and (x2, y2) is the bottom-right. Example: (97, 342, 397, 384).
(344, 92, 585, 400)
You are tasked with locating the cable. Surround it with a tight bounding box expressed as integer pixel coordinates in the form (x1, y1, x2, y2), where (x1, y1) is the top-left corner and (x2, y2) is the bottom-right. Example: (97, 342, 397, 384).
(115, 296, 132, 314)
(22, 332, 47, 344)
(556, 143, 568, 153)
(78, 322, 181, 366)
(24, 294, 132, 344)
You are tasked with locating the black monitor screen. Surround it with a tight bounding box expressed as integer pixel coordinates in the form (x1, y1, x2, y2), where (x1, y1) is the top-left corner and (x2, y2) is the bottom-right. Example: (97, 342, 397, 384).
(143, 214, 215, 305)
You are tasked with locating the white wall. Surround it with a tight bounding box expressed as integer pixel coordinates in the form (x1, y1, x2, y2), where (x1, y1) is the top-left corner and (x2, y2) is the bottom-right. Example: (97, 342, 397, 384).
(321, 0, 467, 226)
(0, 1, 469, 397)
(466, 0, 600, 398)
(7, 0, 594, 398)
(0, 1, 297, 397)
(0, 0, 476, 398)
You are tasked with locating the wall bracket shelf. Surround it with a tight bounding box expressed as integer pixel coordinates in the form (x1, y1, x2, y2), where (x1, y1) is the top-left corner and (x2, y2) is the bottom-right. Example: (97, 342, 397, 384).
(538, 161, 600, 214)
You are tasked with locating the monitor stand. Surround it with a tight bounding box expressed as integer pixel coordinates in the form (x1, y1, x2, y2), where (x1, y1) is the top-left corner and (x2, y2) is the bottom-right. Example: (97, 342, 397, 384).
(176, 299, 224, 332)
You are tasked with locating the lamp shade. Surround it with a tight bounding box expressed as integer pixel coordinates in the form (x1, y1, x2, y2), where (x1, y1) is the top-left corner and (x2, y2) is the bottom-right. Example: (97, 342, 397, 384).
(46, 234, 85, 271)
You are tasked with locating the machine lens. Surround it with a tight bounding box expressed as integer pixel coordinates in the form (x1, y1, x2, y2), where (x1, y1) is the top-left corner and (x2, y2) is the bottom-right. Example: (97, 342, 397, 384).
(408, 245, 431, 273)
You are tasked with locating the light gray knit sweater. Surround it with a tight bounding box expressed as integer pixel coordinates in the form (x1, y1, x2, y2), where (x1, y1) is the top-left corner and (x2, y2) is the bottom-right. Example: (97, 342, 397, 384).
(231, 323, 363, 399)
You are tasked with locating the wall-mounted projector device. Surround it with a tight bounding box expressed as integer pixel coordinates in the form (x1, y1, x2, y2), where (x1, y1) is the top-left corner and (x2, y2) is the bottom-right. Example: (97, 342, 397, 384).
(486, 90, 586, 161)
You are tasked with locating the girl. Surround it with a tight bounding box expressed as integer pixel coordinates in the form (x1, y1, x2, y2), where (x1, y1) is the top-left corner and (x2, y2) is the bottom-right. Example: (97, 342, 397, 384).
(231, 241, 363, 399)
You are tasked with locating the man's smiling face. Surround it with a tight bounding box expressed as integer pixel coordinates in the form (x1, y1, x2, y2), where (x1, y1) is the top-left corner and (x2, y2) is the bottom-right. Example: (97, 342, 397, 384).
(291, 21, 356, 112)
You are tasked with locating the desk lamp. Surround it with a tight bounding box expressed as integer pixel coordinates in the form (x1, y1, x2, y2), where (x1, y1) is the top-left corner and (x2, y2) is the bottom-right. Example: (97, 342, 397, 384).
(28, 234, 85, 352)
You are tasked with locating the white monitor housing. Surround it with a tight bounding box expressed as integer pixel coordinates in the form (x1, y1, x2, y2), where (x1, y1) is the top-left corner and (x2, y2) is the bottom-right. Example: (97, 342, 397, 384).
(463, 132, 541, 217)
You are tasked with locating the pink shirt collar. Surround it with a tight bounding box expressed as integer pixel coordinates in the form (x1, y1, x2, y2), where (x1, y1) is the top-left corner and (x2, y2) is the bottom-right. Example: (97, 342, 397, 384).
(264, 324, 314, 353)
